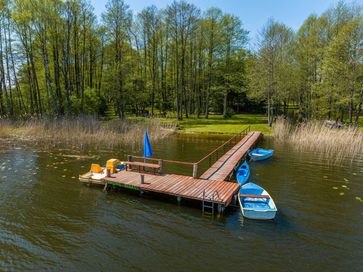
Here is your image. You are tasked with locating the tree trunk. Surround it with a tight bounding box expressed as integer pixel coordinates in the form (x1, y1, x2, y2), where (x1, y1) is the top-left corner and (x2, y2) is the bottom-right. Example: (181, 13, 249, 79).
(40, 26, 58, 115)
(223, 92, 228, 118)
(348, 88, 354, 126)
(0, 26, 12, 117)
(354, 87, 363, 126)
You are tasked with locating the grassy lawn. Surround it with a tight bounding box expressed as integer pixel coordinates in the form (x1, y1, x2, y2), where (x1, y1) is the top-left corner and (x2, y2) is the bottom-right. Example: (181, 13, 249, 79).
(129, 114, 272, 135)
(178, 114, 271, 135)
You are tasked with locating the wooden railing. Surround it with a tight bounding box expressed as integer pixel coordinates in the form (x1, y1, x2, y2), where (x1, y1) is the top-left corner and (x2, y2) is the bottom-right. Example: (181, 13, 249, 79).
(127, 155, 194, 176)
(127, 126, 251, 178)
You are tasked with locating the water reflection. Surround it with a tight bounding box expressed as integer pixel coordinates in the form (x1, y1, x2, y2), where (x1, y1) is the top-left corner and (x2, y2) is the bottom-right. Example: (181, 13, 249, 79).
(0, 135, 362, 270)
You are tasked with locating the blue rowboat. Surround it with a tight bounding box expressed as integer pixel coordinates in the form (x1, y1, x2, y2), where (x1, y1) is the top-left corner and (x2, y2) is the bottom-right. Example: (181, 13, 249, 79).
(236, 161, 250, 185)
(238, 182, 277, 220)
(248, 148, 274, 161)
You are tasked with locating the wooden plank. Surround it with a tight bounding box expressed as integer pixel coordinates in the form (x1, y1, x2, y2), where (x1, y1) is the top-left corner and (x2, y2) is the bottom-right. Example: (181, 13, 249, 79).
(100, 131, 262, 206)
(239, 194, 270, 199)
(172, 177, 197, 195)
(191, 180, 220, 199)
(183, 179, 209, 197)
(148, 175, 184, 191)
(219, 184, 240, 202)
(174, 177, 201, 196)
(160, 176, 185, 192)
(145, 175, 186, 193)
(125, 161, 161, 169)
(205, 182, 228, 200)
(200, 131, 261, 181)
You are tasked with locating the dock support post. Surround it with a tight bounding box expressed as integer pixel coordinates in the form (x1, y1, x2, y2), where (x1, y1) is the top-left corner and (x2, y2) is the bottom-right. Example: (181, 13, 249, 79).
(177, 196, 182, 205)
(217, 204, 225, 214)
(192, 163, 198, 178)
(233, 194, 237, 205)
(103, 182, 108, 192)
(158, 159, 163, 174)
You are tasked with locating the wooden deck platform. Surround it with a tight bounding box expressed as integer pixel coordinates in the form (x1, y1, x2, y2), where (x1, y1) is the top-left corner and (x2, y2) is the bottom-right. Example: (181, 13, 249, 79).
(200, 131, 261, 181)
(80, 129, 262, 213)
(103, 171, 240, 207)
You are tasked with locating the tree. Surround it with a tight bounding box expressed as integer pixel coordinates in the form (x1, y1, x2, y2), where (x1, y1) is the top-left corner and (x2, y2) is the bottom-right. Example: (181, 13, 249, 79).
(203, 8, 222, 119)
(249, 19, 294, 126)
(322, 18, 363, 126)
(102, 0, 132, 119)
(220, 14, 248, 118)
(166, 0, 200, 120)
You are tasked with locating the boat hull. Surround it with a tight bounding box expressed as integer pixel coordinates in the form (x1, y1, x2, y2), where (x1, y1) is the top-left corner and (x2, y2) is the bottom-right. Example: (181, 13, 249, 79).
(236, 161, 250, 185)
(248, 148, 274, 161)
(79, 171, 107, 185)
(79, 176, 106, 185)
(238, 182, 277, 220)
(241, 206, 276, 220)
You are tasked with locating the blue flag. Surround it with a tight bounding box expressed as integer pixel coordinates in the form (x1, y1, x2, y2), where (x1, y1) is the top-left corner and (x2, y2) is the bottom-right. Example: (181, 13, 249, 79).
(143, 131, 153, 158)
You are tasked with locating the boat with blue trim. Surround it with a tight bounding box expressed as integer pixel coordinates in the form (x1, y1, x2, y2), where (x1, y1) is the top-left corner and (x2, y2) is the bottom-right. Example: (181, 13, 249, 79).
(248, 148, 274, 161)
(238, 182, 277, 220)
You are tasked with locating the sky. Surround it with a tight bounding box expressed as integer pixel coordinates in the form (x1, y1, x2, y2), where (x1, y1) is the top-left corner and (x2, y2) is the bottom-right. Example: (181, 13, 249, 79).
(89, 0, 361, 47)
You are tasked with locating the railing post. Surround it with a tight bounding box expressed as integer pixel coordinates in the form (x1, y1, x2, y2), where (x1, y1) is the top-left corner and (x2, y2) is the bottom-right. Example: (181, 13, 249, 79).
(193, 163, 198, 178)
(158, 159, 163, 174)
(127, 155, 132, 162)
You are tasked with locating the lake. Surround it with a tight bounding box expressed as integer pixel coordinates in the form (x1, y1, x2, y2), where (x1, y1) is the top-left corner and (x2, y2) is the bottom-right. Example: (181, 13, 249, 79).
(0, 135, 362, 271)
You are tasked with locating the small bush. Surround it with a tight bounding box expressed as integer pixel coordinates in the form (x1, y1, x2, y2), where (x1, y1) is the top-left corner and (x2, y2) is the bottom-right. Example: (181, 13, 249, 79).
(224, 108, 235, 119)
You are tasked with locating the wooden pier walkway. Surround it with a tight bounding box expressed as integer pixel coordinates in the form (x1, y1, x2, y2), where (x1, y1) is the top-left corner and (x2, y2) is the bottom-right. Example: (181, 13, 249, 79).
(103, 171, 240, 207)
(200, 131, 261, 181)
(81, 128, 262, 213)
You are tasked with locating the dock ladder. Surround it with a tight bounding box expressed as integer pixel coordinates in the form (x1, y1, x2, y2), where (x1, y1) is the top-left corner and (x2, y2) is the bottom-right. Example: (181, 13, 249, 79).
(202, 190, 219, 215)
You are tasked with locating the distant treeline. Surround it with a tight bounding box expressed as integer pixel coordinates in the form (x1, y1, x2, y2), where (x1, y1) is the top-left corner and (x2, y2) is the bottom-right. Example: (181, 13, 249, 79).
(0, 0, 362, 125)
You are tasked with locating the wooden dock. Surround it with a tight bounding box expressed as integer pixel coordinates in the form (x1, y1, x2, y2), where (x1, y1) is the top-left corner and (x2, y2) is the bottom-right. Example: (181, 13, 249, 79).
(103, 171, 240, 209)
(200, 131, 261, 181)
(81, 128, 261, 213)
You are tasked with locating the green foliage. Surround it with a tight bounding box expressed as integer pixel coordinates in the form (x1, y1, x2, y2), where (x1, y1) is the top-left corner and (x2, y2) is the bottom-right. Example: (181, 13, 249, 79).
(247, 2, 363, 127)
(0, 0, 361, 131)
(224, 108, 235, 119)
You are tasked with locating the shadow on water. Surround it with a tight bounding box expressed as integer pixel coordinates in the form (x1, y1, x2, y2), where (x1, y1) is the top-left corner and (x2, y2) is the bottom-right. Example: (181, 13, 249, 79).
(0, 134, 362, 271)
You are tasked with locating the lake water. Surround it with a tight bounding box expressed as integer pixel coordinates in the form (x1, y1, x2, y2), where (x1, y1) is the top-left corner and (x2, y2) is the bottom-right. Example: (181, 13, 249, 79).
(0, 135, 362, 271)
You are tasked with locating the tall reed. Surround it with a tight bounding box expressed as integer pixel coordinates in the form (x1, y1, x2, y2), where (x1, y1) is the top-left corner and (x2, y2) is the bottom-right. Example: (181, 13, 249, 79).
(273, 117, 363, 163)
(0, 117, 176, 150)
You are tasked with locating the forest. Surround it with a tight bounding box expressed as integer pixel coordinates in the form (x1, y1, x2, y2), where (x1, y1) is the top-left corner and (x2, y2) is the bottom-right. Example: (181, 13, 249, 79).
(0, 0, 362, 126)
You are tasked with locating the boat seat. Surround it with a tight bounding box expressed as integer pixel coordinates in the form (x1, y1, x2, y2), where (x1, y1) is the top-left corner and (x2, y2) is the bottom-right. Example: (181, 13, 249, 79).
(240, 194, 270, 199)
(90, 164, 103, 173)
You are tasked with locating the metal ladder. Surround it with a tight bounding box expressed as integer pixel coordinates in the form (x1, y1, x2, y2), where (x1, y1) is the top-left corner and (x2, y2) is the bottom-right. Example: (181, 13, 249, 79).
(202, 190, 219, 215)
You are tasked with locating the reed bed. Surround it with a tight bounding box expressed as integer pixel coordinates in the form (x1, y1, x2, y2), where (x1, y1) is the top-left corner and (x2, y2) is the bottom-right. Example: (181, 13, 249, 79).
(0, 117, 176, 150)
(273, 117, 363, 163)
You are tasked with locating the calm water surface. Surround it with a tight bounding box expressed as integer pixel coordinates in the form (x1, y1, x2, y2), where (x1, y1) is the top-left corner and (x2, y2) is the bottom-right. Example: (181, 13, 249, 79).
(0, 135, 362, 271)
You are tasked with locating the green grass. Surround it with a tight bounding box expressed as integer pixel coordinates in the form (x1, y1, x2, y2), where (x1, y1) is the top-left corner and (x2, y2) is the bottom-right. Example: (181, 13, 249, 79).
(128, 114, 272, 135)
